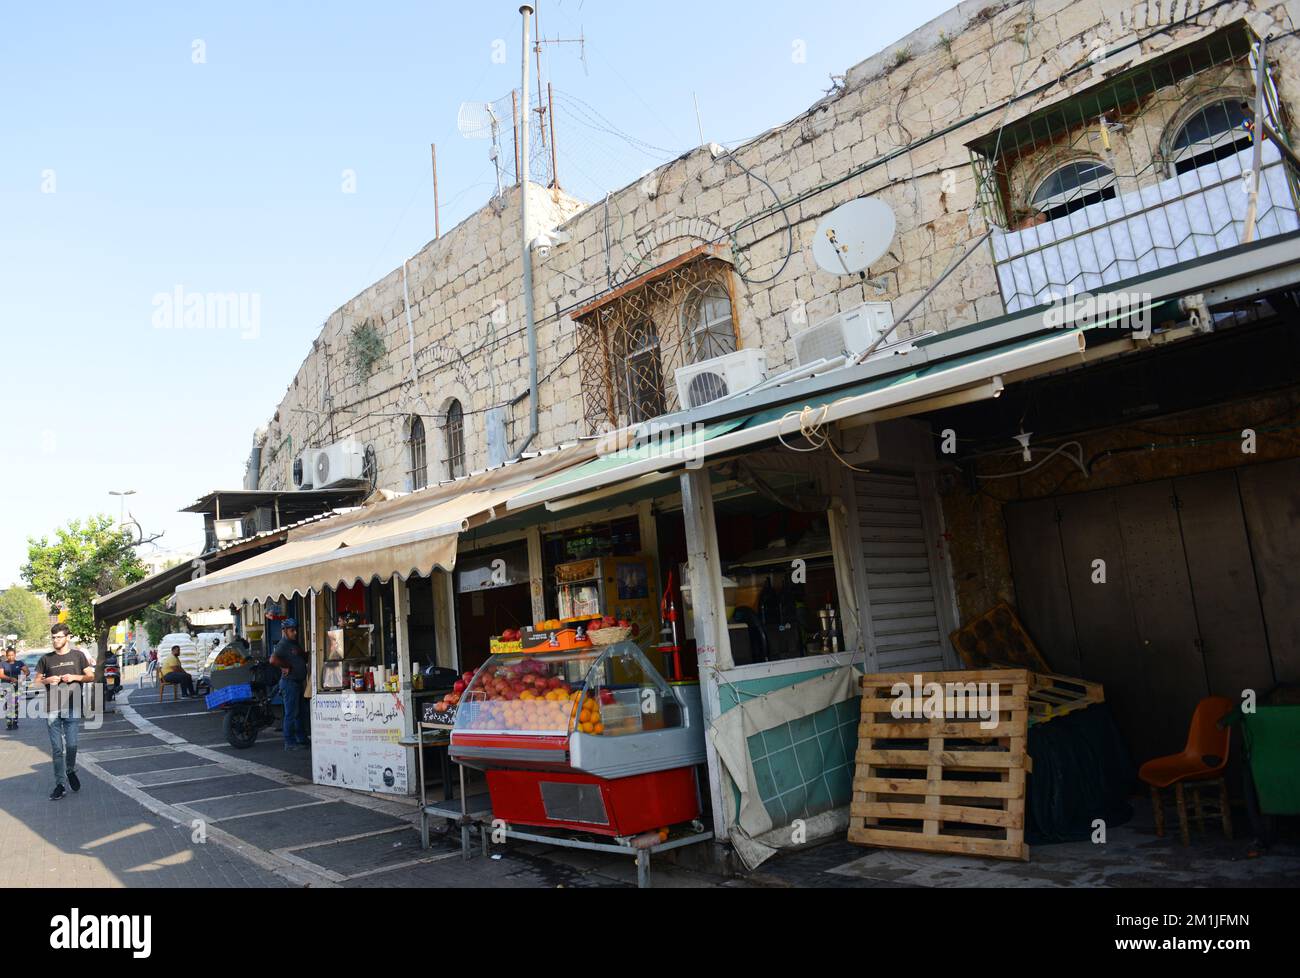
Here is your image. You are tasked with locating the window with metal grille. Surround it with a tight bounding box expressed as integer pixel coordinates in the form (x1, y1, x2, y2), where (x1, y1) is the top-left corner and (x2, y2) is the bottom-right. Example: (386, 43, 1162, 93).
(1170, 98, 1254, 175)
(445, 399, 465, 480)
(408, 416, 428, 491)
(617, 321, 667, 424)
(1030, 159, 1117, 222)
(683, 282, 736, 362)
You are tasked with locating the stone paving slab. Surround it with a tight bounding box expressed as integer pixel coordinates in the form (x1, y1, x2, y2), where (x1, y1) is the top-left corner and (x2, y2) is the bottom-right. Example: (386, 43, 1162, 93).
(293, 828, 456, 877)
(130, 765, 234, 787)
(79, 734, 168, 752)
(185, 788, 327, 822)
(97, 752, 217, 776)
(145, 773, 286, 805)
(218, 802, 409, 851)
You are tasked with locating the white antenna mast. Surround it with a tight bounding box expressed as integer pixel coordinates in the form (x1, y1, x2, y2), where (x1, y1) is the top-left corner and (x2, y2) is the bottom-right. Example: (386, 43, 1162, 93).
(457, 101, 506, 202)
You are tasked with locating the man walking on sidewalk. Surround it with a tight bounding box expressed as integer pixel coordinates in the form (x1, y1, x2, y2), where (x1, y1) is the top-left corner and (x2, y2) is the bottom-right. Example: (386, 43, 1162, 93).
(35, 623, 95, 801)
(269, 619, 308, 751)
(1, 647, 28, 729)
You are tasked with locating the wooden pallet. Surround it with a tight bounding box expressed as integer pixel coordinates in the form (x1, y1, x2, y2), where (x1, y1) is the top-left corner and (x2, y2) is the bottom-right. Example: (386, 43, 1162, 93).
(950, 601, 1050, 673)
(849, 670, 1032, 861)
(1027, 672, 1104, 724)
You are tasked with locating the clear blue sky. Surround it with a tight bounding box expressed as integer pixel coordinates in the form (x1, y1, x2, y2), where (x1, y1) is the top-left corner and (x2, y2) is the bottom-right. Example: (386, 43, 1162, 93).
(0, 0, 955, 588)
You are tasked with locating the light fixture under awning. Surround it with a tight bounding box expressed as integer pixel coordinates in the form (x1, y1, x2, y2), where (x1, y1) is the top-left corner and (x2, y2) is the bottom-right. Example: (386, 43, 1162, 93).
(174, 483, 524, 613)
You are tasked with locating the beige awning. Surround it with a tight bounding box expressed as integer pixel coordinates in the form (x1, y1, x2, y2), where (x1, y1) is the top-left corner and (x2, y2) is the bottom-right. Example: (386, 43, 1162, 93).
(173, 440, 613, 613)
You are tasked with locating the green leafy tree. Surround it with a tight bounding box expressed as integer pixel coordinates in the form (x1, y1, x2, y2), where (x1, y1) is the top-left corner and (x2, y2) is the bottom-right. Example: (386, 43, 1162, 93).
(21, 516, 147, 642)
(0, 587, 49, 646)
(139, 601, 184, 647)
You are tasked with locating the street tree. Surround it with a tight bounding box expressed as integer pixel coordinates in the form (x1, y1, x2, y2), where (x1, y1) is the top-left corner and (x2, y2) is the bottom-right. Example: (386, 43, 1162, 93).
(0, 586, 49, 646)
(21, 516, 147, 643)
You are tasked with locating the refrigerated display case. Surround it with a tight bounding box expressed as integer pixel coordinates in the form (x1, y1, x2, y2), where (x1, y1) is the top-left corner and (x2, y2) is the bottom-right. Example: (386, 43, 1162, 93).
(449, 641, 706, 837)
(554, 556, 658, 651)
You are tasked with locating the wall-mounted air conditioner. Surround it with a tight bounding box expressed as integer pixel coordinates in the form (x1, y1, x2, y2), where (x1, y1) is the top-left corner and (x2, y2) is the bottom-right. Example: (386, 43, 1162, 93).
(312, 439, 368, 489)
(293, 452, 319, 490)
(674, 348, 768, 410)
(793, 302, 894, 366)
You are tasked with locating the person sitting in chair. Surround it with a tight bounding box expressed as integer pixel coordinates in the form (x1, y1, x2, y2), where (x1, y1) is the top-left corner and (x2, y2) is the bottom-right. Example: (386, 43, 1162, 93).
(160, 645, 196, 698)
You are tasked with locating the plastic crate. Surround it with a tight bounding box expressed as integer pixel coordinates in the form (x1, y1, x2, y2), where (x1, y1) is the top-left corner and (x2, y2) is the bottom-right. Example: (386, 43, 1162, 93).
(206, 684, 253, 711)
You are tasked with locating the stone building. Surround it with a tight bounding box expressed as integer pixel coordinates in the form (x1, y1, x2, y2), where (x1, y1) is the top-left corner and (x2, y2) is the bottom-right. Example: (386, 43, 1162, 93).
(222, 0, 1300, 850)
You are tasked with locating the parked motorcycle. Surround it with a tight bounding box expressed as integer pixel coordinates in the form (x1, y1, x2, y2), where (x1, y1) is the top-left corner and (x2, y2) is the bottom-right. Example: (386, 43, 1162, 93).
(222, 660, 284, 749)
(102, 652, 121, 702)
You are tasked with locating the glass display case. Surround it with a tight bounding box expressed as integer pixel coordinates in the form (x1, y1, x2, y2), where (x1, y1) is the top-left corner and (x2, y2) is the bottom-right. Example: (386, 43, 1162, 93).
(454, 644, 681, 737)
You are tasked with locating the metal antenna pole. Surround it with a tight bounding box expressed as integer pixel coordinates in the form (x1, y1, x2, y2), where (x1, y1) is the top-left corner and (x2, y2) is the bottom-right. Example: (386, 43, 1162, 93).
(548, 81, 560, 190)
(519, 4, 539, 456)
(430, 143, 441, 239)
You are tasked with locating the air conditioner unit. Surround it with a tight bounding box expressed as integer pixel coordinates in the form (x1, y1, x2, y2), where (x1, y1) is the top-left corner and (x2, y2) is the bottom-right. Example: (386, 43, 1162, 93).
(793, 302, 895, 366)
(213, 519, 245, 544)
(293, 452, 318, 490)
(312, 439, 368, 489)
(674, 348, 768, 410)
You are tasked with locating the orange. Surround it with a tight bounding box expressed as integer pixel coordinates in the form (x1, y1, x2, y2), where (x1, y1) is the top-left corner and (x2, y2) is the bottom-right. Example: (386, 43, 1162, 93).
(594, 723, 604, 734)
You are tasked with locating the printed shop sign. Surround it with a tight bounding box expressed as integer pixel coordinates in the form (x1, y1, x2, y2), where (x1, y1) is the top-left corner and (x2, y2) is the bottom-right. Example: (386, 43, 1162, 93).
(311, 692, 409, 795)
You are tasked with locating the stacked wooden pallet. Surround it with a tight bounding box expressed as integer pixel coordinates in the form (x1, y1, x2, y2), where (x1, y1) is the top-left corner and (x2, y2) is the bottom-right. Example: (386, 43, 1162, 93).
(849, 670, 1033, 861)
(1027, 672, 1104, 724)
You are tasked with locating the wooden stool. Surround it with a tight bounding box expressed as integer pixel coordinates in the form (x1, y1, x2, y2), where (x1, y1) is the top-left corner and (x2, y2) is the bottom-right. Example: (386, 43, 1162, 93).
(1150, 778, 1232, 846)
(158, 677, 179, 703)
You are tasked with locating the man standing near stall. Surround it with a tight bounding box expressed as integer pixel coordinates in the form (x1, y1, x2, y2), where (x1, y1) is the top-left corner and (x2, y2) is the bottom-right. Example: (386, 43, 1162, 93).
(36, 623, 95, 800)
(270, 618, 308, 751)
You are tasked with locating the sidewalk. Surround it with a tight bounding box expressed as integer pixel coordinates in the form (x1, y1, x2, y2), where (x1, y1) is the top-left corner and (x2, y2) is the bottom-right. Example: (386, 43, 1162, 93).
(0, 704, 288, 888)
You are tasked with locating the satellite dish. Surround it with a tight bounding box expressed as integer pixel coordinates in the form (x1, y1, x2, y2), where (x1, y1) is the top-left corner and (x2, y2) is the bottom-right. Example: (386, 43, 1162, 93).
(456, 102, 498, 140)
(812, 197, 896, 276)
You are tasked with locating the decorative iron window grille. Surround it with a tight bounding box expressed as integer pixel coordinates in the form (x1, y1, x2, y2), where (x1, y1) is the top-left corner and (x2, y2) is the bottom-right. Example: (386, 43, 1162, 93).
(573, 251, 738, 431)
(408, 416, 428, 491)
(445, 399, 466, 480)
(968, 23, 1300, 314)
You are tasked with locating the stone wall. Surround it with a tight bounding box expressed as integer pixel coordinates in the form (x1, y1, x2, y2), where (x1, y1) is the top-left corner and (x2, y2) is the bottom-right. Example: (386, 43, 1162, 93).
(252, 0, 1300, 494)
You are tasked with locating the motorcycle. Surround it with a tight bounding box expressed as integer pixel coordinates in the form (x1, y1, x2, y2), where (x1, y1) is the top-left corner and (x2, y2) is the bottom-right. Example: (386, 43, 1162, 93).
(102, 652, 121, 702)
(222, 660, 284, 749)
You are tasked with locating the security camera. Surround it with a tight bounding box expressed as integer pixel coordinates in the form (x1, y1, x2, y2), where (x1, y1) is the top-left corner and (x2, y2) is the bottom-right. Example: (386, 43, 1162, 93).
(531, 229, 571, 258)
(534, 243, 552, 260)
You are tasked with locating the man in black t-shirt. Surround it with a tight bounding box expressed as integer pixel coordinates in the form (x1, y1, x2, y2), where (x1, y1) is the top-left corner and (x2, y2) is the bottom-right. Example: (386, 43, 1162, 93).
(1, 647, 28, 729)
(35, 623, 95, 800)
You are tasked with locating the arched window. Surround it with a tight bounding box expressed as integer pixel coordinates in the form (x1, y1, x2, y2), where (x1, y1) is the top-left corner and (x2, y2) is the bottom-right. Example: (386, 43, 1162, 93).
(445, 399, 466, 480)
(407, 416, 428, 491)
(1169, 99, 1253, 175)
(682, 283, 736, 362)
(616, 321, 666, 423)
(1030, 159, 1117, 222)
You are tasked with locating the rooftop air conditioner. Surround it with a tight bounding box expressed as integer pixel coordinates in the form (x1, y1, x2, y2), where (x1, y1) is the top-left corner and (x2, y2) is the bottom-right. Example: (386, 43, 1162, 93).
(793, 302, 894, 366)
(674, 348, 768, 410)
(313, 439, 368, 489)
(293, 452, 318, 490)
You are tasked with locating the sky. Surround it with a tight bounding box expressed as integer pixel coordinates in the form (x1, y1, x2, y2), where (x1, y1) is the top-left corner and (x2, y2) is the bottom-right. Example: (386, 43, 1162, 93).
(0, 0, 956, 588)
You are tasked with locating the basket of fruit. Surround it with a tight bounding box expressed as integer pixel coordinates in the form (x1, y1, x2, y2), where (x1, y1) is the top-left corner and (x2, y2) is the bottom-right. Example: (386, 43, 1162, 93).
(587, 616, 633, 647)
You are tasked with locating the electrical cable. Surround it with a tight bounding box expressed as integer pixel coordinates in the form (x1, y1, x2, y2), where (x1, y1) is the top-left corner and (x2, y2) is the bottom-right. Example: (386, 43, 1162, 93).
(976, 441, 1089, 480)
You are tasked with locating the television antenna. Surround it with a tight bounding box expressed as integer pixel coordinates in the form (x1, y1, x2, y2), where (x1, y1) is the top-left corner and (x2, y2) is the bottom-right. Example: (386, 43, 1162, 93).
(812, 196, 897, 276)
(539, 28, 587, 76)
(457, 101, 506, 201)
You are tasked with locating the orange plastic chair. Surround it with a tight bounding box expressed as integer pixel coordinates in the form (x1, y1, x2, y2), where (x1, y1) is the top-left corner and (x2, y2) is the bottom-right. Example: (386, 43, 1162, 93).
(1139, 696, 1234, 846)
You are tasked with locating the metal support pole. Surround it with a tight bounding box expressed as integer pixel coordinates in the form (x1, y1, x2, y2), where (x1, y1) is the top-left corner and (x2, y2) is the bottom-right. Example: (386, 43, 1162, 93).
(1243, 36, 1267, 244)
(519, 4, 539, 457)
(548, 81, 559, 190)
(431, 143, 441, 239)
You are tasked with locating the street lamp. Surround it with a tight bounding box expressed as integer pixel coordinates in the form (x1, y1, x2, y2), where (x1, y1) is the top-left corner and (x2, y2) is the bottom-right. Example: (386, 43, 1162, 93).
(109, 489, 136, 525)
